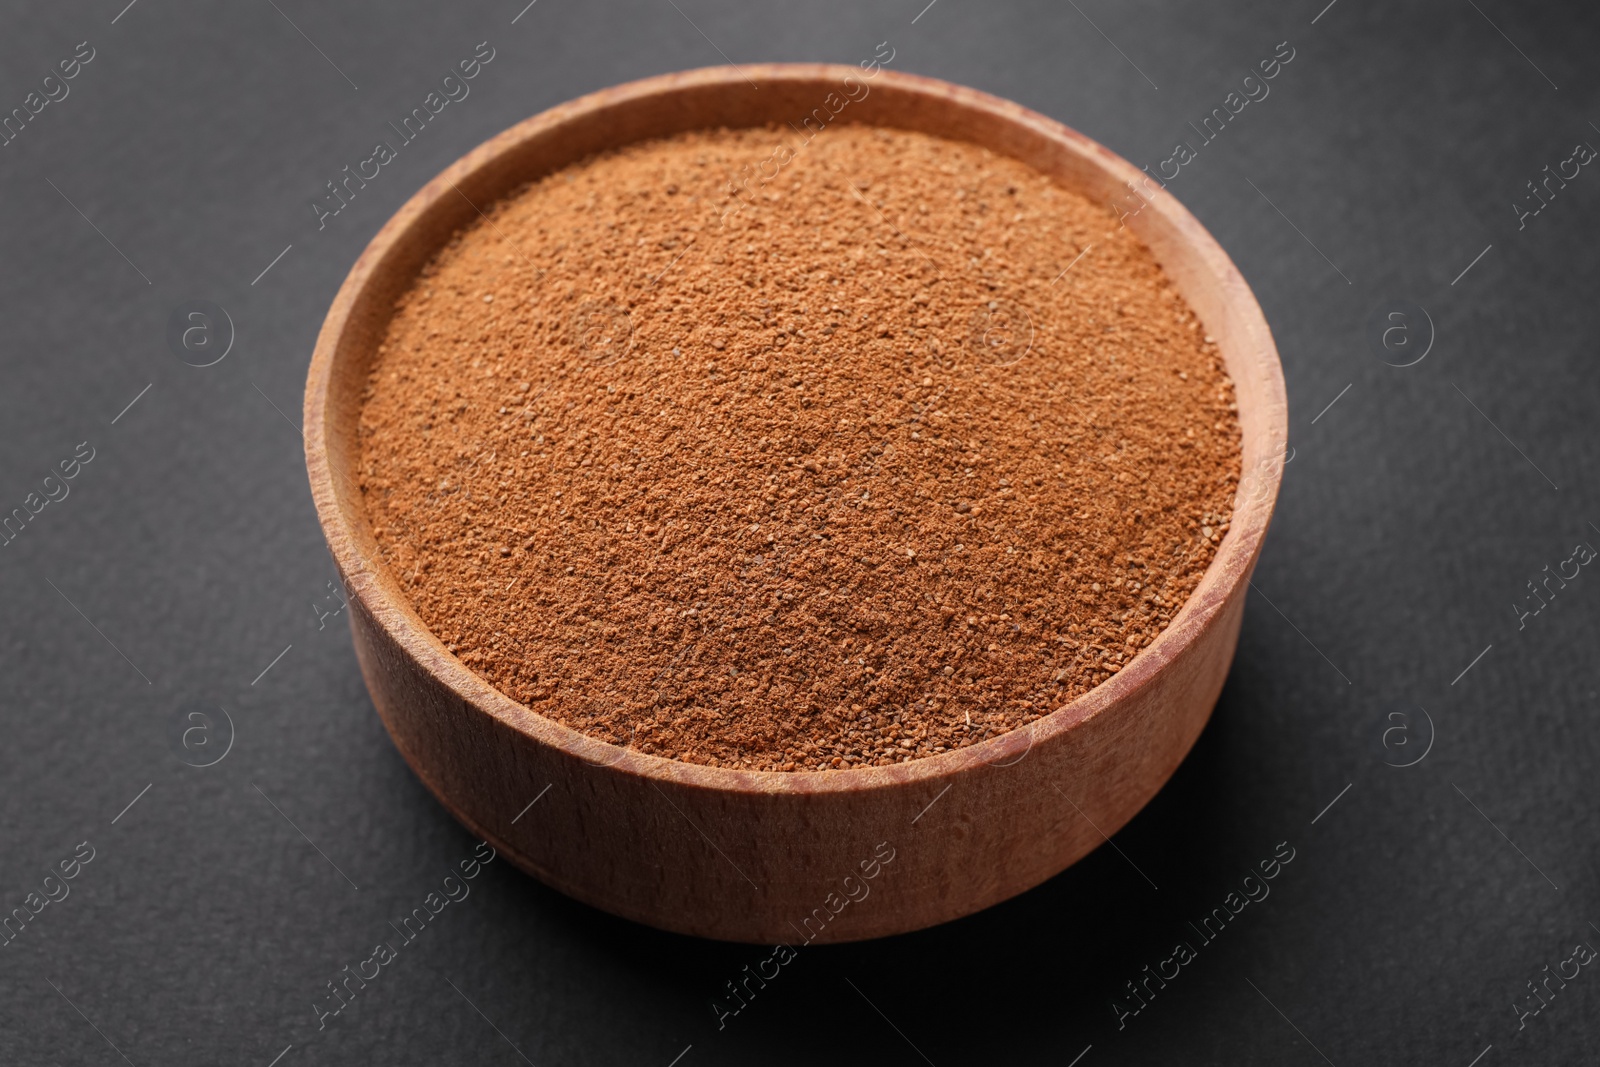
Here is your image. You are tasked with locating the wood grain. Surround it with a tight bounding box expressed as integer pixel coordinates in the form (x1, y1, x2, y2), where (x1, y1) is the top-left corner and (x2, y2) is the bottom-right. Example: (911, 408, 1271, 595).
(303, 64, 1287, 943)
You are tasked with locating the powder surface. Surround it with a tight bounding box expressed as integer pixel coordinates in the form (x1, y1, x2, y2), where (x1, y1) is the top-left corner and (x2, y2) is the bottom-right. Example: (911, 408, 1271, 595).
(357, 124, 1241, 772)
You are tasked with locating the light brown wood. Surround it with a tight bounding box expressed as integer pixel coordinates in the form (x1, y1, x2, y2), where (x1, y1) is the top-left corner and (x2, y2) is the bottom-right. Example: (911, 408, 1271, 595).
(303, 64, 1287, 943)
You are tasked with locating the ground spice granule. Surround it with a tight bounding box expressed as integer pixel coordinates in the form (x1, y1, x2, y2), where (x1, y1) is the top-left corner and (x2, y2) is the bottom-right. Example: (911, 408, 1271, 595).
(357, 124, 1241, 772)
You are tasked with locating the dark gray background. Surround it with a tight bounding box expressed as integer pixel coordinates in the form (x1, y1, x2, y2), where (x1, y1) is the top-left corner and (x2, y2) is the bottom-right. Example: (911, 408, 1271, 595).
(2, 0, 1597, 1064)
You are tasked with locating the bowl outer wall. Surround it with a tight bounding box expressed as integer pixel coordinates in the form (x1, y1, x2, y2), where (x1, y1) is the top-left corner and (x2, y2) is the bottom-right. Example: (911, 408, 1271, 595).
(303, 64, 1287, 943)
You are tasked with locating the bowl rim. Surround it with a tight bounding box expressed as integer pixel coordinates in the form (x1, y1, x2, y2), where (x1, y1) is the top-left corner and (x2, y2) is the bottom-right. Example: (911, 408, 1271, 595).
(304, 62, 1286, 798)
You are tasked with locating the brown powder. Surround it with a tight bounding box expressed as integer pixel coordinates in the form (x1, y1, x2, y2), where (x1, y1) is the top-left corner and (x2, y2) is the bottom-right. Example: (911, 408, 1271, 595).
(357, 124, 1240, 772)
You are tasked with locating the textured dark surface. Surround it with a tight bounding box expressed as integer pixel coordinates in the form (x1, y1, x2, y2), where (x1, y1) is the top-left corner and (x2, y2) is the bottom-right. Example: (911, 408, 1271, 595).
(1, 1, 1597, 1064)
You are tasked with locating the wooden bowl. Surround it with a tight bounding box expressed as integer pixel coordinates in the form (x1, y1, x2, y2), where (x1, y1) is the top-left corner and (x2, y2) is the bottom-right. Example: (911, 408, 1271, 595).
(304, 64, 1286, 943)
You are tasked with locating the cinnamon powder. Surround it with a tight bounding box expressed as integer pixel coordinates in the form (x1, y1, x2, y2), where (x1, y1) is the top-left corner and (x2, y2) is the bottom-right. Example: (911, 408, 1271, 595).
(357, 124, 1240, 772)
